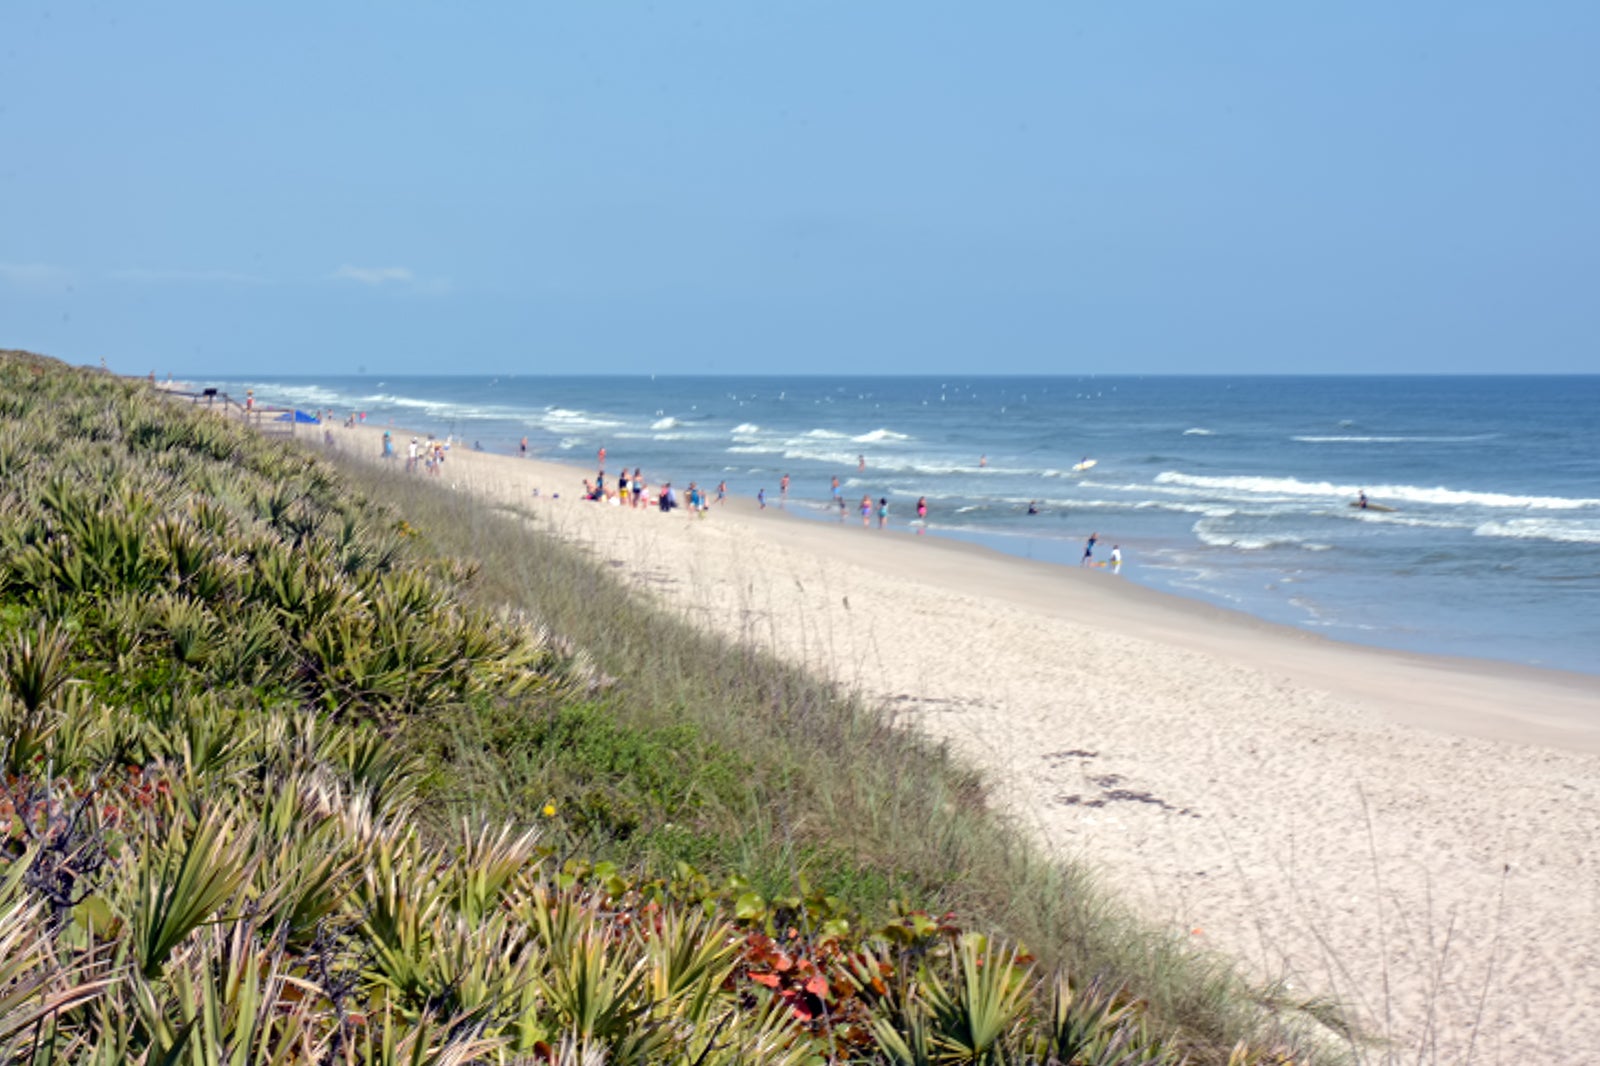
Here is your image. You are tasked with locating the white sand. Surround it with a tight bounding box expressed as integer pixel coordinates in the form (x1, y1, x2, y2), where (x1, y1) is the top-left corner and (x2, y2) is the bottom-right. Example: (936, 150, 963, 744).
(339, 426, 1600, 1064)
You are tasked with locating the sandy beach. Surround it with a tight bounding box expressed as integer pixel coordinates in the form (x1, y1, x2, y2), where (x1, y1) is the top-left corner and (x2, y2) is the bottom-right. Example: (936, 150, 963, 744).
(338, 424, 1600, 1064)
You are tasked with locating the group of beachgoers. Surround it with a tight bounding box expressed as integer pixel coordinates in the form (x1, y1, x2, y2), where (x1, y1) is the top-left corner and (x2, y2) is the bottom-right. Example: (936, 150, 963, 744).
(570, 446, 724, 515)
(508, 440, 1121, 564)
(381, 431, 451, 475)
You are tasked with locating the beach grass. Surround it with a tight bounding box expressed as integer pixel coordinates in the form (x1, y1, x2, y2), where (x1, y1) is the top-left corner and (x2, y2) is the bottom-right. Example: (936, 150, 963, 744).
(0, 349, 1343, 1063)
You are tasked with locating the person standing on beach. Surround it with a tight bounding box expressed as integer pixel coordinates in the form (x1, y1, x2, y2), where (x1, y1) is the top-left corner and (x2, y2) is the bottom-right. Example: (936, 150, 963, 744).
(780, 473, 790, 505)
(758, 488, 766, 509)
(1110, 545, 1122, 572)
(716, 480, 727, 505)
(830, 476, 841, 508)
(916, 496, 927, 533)
(860, 495, 872, 527)
(520, 436, 528, 458)
(598, 446, 606, 467)
(877, 497, 889, 529)
(1081, 532, 1098, 566)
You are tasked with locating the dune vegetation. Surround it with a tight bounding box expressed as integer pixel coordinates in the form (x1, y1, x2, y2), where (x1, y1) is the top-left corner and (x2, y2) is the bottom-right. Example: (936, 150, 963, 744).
(0, 350, 1331, 1063)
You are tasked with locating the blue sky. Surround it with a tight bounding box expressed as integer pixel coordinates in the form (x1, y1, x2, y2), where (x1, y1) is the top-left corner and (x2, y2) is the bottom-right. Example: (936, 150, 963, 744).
(3, 2, 1596, 375)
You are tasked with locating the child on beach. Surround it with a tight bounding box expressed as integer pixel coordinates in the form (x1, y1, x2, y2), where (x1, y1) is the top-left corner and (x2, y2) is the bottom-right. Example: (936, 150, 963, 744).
(758, 488, 766, 509)
(860, 495, 872, 527)
(877, 498, 889, 529)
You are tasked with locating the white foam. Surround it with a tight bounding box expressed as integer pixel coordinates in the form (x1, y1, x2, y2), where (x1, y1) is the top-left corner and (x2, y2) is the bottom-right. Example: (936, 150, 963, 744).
(1192, 518, 1312, 551)
(1473, 519, 1600, 545)
(730, 423, 761, 435)
(1291, 434, 1500, 444)
(1156, 471, 1600, 511)
(650, 416, 679, 430)
(1183, 427, 1213, 436)
(852, 428, 910, 444)
(245, 384, 345, 407)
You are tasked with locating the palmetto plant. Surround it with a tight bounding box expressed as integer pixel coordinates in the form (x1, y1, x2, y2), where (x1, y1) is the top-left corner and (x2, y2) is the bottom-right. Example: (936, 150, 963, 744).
(128, 806, 255, 980)
(0, 352, 1233, 1064)
(2, 619, 77, 715)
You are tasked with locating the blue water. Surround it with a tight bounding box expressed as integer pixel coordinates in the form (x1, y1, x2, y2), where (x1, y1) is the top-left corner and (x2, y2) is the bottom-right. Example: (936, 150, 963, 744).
(203, 374, 1600, 676)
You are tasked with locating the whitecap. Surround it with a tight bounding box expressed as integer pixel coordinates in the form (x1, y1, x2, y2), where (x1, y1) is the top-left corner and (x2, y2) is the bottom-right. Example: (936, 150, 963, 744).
(1473, 519, 1600, 545)
(852, 428, 910, 444)
(1155, 471, 1600, 511)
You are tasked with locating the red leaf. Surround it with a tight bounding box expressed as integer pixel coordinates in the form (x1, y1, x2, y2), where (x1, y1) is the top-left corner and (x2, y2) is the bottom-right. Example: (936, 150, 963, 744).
(749, 973, 782, 989)
(805, 973, 829, 998)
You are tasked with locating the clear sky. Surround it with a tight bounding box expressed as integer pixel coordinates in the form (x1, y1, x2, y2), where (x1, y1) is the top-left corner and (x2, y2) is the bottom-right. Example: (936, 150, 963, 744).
(3, 2, 1597, 375)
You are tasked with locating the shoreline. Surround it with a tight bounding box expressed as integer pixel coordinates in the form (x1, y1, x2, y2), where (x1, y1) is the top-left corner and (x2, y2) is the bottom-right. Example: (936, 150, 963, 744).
(182, 372, 1600, 679)
(344, 422, 1600, 752)
(331, 420, 1600, 1062)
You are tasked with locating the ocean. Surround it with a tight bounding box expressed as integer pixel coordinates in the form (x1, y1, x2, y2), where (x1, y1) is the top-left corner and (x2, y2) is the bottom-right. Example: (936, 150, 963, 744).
(201, 374, 1600, 676)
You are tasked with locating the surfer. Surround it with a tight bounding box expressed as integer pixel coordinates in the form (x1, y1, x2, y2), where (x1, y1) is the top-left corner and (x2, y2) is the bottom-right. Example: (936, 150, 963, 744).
(1358, 490, 1369, 509)
(1027, 501, 1039, 515)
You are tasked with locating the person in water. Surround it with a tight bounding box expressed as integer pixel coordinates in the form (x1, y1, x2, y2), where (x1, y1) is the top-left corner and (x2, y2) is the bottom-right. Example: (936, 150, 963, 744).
(1358, 490, 1369, 509)
(1027, 501, 1039, 515)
